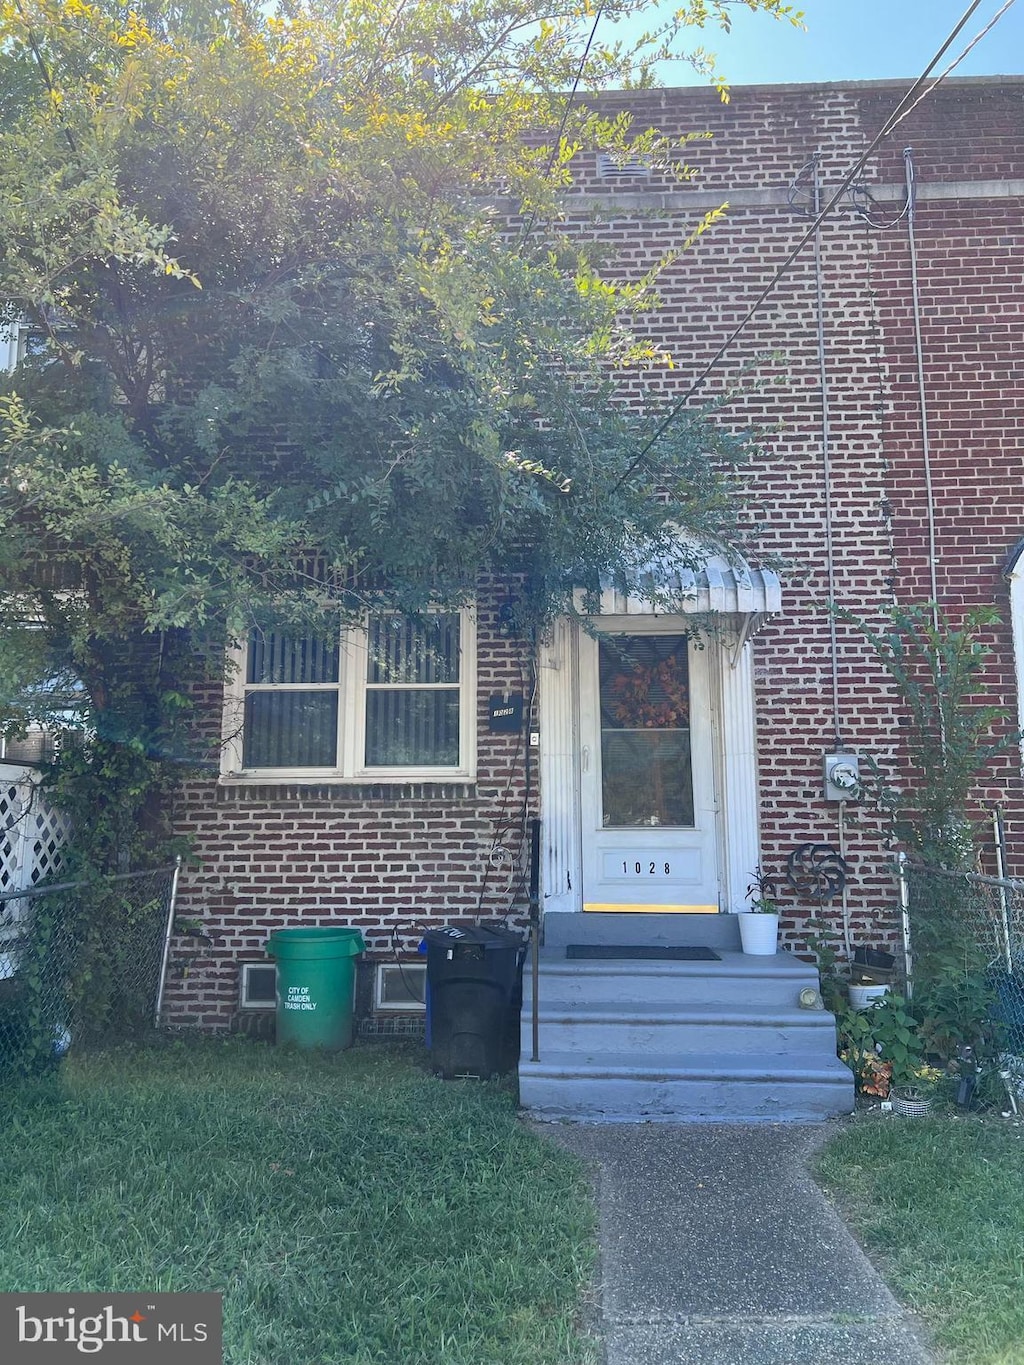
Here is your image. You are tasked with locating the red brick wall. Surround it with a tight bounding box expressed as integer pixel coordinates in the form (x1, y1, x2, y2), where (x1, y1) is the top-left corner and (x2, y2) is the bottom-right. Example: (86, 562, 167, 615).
(166, 592, 536, 1028)
(566, 76, 1024, 954)
(848, 79, 1024, 884)
(168, 77, 1024, 1025)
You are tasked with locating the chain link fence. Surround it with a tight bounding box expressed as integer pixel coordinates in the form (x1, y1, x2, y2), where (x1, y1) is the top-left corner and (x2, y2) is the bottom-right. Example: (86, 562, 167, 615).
(0, 862, 180, 1076)
(901, 859, 1024, 1103)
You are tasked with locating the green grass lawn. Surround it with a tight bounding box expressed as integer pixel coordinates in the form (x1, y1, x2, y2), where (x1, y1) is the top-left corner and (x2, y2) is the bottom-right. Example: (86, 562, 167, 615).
(816, 1115, 1024, 1365)
(0, 1039, 598, 1365)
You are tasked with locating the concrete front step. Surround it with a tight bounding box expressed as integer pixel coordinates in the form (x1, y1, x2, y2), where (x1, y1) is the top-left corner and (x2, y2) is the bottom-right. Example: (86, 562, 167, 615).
(524, 950, 820, 1009)
(544, 911, 741, 950)
(517, 942, 854, 1122)
(518, 1051, 855, 1122)
(522, 1003, 839, 1058)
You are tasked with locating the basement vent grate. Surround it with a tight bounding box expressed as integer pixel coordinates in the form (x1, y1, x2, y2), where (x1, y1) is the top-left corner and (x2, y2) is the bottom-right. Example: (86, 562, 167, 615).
(596, 152, 653, 180)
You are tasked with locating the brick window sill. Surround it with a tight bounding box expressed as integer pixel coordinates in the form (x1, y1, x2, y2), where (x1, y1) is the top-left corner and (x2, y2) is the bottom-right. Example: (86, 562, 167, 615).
(216, 780, 478, 805)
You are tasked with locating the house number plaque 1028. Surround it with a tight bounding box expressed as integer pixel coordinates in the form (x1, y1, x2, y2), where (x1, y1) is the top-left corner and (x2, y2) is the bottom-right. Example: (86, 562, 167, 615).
(601, 849, 702, 884)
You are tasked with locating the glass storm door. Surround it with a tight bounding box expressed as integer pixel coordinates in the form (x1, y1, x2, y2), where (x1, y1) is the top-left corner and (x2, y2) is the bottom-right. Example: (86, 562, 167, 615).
(579, 630, 719, 912)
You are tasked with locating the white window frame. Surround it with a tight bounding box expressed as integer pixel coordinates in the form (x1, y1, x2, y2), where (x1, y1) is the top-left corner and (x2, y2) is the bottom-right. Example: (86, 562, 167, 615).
(375, 962, 427, 1012)
(1, 321, 21, 373)
(239, 961, 278, 1010)
(221, 608, 477, 783)
(2, 319, 57, 372)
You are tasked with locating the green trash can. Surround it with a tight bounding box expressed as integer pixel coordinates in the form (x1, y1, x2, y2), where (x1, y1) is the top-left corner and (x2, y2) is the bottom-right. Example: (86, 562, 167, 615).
(266, 927, 365, 1050)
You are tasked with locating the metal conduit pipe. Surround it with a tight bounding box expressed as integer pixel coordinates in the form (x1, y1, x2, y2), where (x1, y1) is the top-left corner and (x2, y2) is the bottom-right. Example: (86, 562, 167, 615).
(812, 156, 855, 956)
(812, 154, 844, 752)
(904, 147, 941, 629)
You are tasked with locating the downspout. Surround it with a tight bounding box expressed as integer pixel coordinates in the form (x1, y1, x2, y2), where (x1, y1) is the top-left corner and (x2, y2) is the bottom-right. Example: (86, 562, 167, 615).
(528, 816, 541, 1063)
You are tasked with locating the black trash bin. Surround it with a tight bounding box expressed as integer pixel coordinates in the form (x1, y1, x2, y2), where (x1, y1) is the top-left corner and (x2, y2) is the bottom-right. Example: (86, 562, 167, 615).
(422, 925, 524, 1079)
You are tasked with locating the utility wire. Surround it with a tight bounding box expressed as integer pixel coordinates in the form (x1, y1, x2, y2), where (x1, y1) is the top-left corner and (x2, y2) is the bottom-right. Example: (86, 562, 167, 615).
(612, 0, 991, 491)
(518, 6, 604, 249)
(887, 0, 1018, 135)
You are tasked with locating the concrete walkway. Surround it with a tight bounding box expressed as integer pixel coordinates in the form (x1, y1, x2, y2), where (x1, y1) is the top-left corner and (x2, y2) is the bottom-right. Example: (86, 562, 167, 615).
(541, 1123, 935, 1365)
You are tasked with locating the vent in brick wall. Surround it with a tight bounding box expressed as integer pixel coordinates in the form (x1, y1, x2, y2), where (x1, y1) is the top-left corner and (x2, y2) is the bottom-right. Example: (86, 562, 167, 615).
(596, 152, 652, 180)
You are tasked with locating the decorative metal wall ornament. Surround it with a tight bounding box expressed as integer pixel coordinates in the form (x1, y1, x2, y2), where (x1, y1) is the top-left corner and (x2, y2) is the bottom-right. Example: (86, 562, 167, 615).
(786, 843, 849, 903)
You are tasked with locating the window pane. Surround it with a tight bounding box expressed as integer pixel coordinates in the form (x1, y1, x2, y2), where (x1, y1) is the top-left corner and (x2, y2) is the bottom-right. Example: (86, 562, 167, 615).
(247, 632, 338, 685)
(365, 690, 460, 767)
(243, 692, 339, 768)
(601, 731, 694, 827)
(599, 634, 693, 827)
(367, 615, 460, 685)
(599, 634, 690, 731)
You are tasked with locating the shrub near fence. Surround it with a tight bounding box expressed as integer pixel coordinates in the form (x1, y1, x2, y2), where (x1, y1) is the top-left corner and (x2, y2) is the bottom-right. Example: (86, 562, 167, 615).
(905, 862, 1024, 1102)
(0, 862, 180, 1074)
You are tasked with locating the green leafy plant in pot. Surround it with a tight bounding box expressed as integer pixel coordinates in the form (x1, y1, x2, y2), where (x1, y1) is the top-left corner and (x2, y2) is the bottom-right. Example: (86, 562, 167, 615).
(738, 867, 780, 956)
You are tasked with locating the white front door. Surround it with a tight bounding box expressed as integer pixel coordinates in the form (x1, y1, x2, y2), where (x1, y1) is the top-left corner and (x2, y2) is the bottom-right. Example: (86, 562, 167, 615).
(578, 624, 720, 913)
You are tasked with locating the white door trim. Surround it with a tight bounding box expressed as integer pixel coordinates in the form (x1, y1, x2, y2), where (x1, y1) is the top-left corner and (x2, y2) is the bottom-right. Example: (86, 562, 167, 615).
(538, 617, 583, 913)
(539, 616, 762, 920)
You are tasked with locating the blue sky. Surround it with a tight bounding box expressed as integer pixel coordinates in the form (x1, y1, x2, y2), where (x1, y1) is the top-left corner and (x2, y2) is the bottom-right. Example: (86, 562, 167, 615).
(610, 1, 1024, 85)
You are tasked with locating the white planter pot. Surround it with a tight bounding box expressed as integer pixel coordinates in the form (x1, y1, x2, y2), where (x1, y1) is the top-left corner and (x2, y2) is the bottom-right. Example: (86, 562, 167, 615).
(737, 912, 779, 956)
(848, 983, 890, 1010)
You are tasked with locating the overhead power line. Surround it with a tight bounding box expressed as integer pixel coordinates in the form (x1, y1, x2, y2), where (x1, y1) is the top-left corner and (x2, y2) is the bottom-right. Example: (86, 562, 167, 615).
(886, 0, 1018, 135)
(518, 6, 605, 249)
(614, 0, 1009, 490)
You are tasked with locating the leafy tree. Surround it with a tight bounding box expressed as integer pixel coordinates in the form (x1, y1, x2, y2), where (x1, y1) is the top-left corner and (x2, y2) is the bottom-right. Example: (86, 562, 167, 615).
(846, 604, 1017, 869)
(0, 0, 800, 869)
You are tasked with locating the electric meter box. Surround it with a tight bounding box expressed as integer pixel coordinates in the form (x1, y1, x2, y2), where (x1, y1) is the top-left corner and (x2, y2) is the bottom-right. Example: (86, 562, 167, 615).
(823, 752, 862, 802)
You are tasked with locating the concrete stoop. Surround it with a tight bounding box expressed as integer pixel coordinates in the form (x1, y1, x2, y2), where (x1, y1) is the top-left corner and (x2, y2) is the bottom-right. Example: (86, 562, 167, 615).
(518, 935, 855, 1122)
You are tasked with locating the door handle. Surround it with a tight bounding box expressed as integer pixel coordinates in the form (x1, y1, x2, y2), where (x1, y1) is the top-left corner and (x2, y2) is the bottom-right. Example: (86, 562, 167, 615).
(581, 745, 590, 773)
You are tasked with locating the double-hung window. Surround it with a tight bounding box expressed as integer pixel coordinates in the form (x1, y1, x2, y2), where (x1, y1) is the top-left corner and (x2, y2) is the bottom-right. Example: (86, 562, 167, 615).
(222, 610, 475, 780)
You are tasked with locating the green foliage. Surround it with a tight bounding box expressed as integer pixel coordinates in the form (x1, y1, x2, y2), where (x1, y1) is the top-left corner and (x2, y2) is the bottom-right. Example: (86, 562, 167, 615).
(837, 605, 1020, 1092)
(0, 0, 799, 870)
(838, 960, 1005, 1101)
(745, 864, 778, 912)
(913, 946, 1002, 1069)
(838, 992, 924, 1090)
(0, 895, 73, 1078)
(843, 604, 1018, 868)
(801, 916, 846, 1013)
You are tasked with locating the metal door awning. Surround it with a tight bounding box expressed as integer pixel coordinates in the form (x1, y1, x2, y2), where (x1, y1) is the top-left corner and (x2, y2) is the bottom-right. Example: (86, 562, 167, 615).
(588, 552, 782, 617)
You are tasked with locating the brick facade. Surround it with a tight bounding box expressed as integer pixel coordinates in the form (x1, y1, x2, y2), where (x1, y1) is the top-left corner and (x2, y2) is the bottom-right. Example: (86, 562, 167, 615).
(168, 76, 1024, 1029)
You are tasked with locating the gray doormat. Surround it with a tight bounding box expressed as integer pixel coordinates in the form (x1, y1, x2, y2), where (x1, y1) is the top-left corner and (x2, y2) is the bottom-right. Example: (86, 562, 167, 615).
(565, 945, 721, 961)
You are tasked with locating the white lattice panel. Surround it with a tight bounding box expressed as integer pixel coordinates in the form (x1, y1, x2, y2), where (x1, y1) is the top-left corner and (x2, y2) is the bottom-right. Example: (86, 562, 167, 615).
(0, 782, 23, 896)
(0, 767, 71, 911)
(28, 802, 71, 885)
